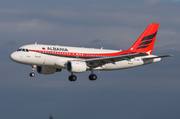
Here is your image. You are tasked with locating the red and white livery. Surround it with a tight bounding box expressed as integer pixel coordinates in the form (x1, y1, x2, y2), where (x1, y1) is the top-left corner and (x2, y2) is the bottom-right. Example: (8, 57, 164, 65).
(10, 23, 172, 81)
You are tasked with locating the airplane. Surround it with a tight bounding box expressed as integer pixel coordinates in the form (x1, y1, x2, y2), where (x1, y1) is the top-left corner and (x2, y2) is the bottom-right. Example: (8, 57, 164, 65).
(10, 23, 172, 81)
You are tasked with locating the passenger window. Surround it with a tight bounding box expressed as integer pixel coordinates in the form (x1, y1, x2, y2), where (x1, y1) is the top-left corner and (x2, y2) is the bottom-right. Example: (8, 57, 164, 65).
(22, 49, 25, 52)
(26, 49, 29, 52)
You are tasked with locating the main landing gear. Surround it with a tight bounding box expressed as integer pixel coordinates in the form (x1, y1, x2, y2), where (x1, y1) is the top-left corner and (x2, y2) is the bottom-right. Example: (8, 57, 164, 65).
(30, 65, 36, 77)
(69, 73, 77, 81)
(89, 70, 97, 81)
(89, 74, 97, 81)
(68, 71, 97, 81)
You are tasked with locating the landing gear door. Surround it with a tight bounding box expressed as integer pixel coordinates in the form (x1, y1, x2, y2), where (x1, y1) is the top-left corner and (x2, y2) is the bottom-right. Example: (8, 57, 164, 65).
(35, 46, 41, 58)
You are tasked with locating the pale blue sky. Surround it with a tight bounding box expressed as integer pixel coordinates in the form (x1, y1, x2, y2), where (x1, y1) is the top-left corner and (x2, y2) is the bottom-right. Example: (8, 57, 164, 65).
(0, 0, 180, 119)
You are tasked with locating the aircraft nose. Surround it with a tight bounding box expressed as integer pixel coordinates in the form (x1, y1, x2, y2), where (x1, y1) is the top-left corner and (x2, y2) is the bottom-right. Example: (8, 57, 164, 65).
(10, 52, 18, 62)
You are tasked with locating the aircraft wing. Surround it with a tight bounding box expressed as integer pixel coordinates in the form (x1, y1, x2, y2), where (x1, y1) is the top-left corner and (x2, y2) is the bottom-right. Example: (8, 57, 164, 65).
(84, 53, 146, 68)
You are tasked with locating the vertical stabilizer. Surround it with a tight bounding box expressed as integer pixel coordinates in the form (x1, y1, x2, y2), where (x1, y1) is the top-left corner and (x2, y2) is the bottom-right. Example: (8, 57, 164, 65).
(128, 23, 159, 55)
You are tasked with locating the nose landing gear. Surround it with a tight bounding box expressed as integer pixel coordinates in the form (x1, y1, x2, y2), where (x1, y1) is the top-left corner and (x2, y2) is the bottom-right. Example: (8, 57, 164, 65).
(30, 65, 36, 77)
(30, 72, 35, 77)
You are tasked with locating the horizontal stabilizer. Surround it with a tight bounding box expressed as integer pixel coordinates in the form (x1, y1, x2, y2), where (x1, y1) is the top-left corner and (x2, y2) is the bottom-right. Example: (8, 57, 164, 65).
(142, 55, 173, 60)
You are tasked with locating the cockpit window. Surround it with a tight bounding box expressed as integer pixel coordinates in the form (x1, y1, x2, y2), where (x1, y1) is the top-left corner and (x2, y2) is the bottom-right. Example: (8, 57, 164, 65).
(17, 49, 22, 51)
(17, 48, 29, 52)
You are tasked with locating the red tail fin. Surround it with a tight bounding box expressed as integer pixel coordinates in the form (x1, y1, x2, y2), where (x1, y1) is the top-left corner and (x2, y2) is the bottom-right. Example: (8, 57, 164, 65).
(128, 23, 159, 55)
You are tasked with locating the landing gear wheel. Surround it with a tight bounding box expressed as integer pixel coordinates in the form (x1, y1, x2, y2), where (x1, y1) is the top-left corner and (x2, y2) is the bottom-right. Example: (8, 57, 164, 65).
(30, 72, 35, 77)
(30, 65, 36, 77)
(69, 75, 77, 81)
(89, 74, 97, 81)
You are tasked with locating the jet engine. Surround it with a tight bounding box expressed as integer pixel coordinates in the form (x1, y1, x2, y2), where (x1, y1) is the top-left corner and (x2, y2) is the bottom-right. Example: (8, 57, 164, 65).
(37, 66, 62, 74)
(66, 61, 87, 73)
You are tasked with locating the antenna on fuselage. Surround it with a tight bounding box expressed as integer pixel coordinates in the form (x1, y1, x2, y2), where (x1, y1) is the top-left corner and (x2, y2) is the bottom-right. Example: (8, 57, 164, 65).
(35, 42, 37, 45)
(101, 47, 103, 50)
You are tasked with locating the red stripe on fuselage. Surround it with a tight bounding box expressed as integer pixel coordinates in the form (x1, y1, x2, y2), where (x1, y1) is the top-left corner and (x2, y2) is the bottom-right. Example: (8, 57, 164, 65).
(28, 49, 133, 58)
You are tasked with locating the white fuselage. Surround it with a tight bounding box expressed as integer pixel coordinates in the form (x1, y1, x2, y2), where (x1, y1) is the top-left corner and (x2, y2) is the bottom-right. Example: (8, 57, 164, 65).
(10, 44, 161, 71)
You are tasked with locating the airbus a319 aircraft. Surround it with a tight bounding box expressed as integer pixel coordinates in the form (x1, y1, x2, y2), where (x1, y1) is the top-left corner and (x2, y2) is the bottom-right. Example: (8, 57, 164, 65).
(10, 23, 172, 81)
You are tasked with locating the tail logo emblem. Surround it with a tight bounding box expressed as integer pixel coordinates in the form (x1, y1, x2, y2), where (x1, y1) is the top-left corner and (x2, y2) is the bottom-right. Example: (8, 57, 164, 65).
(137, 31, 157, 50)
